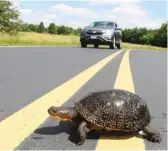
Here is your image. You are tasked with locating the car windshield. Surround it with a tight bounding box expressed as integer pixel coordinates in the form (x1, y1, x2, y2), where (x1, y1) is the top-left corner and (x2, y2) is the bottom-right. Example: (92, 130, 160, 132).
(88, 22, 114, 29)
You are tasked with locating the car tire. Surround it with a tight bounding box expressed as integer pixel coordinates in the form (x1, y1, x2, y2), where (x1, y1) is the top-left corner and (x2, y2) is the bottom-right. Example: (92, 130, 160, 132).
(116, 43, 121, 49)
(94, 44, 99, 48)
(110, 36, 116, 49)
(81, 42, 87, 48)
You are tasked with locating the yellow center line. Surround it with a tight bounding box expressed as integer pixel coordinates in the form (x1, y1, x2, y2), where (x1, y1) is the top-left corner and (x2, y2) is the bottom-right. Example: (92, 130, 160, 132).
(0, 49, 126, 150)
(96, 49, 145, 150)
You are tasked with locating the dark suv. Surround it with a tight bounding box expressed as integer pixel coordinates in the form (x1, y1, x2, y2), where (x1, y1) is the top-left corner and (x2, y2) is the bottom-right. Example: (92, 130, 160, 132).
(80, 21, 122, 49)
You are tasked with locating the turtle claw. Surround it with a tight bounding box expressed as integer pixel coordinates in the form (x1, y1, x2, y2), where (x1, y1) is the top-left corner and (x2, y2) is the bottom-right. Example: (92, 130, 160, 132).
(76, 140, 84, 146)
(150, 134, 162, 143)
(143, 125, 162, 143)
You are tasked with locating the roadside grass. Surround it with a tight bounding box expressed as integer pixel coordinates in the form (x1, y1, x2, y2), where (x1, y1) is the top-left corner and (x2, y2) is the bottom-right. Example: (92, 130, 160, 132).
(0, 32, 167, 51)
(0, 32, 80, 46)
(121, 43, 167, 51)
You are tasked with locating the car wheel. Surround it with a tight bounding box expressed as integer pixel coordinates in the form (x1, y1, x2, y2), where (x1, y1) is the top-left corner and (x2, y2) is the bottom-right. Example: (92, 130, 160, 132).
(94, 44, 99, 48)
(116, 43, 121, 49)
(81, 42, 87, 48)
(110, 36, 116, 49)
(116, 39, 122, 49)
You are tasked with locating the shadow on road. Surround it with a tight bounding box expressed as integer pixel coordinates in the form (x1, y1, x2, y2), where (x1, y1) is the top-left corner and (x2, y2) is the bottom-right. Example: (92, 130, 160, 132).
(34, 121, 146, 144)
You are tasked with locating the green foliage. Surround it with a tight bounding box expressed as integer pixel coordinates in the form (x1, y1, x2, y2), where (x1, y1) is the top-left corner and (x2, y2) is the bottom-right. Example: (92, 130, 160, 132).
(20, 23, 30, 32)
(153, 23, 167, 47)
(48, 23, 57, 34)
(19, 22, 82, 36)
(73, 28, 82, 36)
(57, 25, 66, 35)
(64, 26, 73, 35)
(37, 22, 45, 33)
(29, 24, 38, 32)
(0, 0, 22, 35)
(141, 32, 155, 45)
(122, 22, 167, 48)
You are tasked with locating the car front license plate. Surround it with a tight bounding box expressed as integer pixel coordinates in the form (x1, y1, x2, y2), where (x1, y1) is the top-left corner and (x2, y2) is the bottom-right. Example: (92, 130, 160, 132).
(91, 36, 97, 39)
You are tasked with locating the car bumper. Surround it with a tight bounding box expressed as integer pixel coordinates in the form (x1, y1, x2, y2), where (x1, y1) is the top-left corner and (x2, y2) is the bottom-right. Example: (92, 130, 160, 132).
(80, 34, 112, 44)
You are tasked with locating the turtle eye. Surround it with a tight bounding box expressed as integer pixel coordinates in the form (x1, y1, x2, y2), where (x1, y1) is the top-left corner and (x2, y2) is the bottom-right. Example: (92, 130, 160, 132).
(58, 110, 67, 116)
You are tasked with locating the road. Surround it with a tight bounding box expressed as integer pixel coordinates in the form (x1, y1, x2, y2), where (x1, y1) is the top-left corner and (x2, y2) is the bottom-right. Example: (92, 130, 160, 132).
(0, 46, 167, 150)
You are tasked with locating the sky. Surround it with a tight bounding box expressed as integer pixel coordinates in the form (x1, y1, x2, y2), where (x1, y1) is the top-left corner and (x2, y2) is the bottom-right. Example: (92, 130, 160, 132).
(10, 0, 167, 29)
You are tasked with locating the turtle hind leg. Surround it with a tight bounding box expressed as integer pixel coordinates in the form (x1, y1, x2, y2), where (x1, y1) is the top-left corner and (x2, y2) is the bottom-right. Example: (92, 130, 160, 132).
(143, 124, 162, 143)
(76, 121, 90, 146)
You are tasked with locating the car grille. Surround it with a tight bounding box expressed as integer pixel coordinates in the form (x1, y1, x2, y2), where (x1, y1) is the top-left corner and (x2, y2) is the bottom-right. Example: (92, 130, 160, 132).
(86, 30, 103, 35)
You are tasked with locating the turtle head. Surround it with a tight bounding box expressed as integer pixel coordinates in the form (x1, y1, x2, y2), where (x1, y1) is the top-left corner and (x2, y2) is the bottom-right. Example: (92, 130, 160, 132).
(48, 106, 77, 121)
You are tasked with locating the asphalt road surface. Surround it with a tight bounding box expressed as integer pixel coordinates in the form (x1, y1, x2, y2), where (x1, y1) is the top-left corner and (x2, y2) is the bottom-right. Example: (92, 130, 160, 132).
(0, 46, 167, 150)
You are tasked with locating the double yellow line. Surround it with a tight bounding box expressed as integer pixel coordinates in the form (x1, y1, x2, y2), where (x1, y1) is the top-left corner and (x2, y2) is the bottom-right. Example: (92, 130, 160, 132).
(96, 50, 145, 150)
(0, 49, 145, 150)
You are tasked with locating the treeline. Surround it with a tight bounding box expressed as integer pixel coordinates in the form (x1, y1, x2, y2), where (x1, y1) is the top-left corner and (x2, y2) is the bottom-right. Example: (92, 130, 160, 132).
(122, 23, 167, 48)
(20, 22, 82, 36)
(0, 0, 167, 48)
(20, 21, 167, 48)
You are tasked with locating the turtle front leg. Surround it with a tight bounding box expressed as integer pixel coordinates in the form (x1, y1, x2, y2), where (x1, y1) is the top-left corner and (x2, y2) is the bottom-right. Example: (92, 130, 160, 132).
(77, 121, 90, 146)
(143, 124, 162, 143)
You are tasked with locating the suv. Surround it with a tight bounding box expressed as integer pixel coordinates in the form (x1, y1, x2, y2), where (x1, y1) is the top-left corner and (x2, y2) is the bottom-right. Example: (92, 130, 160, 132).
(80, 21, 122, 49)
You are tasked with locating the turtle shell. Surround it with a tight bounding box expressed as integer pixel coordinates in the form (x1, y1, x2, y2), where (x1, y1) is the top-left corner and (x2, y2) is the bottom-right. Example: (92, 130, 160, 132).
(74, 89, 151, 131)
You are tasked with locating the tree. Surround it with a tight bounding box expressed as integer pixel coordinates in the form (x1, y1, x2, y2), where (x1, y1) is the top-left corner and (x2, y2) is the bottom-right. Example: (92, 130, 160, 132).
(0, 0, 22, 34)
(153, 22, 167, 47)
(48, 23, 57, 34)
(122, 28, 132, 43)
(29, 24, 38, 32)
(57, 25, 66, 35)
(37, 22, 45, 33)
(73, 28, 82, 36)
(20, 23, 31, 32)
(141, 32, 155, 45)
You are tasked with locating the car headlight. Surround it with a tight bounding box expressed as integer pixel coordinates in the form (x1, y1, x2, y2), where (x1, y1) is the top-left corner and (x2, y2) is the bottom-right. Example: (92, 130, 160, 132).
(81, 28, 88, 33)
(82, 29, 88, 33)
(103, 30, 112, 36)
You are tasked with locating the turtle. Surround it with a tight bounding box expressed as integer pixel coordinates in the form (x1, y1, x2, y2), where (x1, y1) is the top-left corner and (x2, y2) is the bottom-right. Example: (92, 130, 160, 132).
(48, 89, 162, 145)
